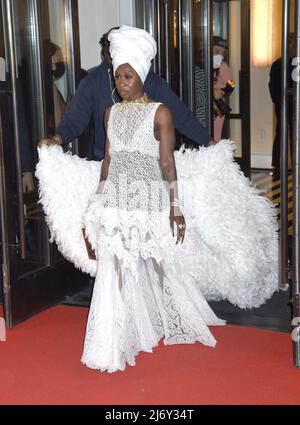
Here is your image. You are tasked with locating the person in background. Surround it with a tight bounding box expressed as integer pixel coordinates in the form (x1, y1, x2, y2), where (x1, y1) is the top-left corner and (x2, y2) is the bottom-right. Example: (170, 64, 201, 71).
(21, 42, 67, 192)
(269, 33, 296, 180)
(39, 27, 215, 154)
(50, 42, 67, 129)
(212, 36, 233, 142)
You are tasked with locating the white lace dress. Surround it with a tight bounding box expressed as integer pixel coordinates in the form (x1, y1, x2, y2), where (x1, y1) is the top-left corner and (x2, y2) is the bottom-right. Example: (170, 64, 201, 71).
(82, 102, 226, 371)
(36, 102, 278, 373)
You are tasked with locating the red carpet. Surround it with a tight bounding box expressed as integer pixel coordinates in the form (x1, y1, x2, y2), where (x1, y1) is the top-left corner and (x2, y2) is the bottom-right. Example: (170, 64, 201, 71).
(0, 305, 299, 405)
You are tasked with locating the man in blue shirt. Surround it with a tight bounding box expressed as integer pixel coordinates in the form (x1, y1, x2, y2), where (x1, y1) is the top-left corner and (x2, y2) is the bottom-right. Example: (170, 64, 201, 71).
(39, 27, 213, 158)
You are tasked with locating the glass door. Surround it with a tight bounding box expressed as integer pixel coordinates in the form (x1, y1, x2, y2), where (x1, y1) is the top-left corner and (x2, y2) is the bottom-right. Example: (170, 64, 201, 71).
(213, 0, 251, 175)
(136, 0, 250, 174)
(0, 0, 90, 327)
(192, 0, 212, 131)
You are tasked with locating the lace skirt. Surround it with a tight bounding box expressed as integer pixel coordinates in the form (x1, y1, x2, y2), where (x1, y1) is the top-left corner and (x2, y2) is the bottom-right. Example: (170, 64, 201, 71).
(80, 199, 226, 372)
(80, 249, 226, 373)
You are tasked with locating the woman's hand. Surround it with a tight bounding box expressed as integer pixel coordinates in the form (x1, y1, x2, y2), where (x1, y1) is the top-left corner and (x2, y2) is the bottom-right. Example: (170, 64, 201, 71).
(170, 206, 186, 244)
(214, 88, 225, 100)
(22, 172, 34, 193)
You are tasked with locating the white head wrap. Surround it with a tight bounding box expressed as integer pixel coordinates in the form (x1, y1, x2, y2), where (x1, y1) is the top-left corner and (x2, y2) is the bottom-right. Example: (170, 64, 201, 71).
(108, 25, 157, 84)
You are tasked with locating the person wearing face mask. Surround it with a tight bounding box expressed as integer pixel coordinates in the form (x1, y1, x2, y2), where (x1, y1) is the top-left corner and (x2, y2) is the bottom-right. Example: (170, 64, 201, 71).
(212, 36, 233, 142)
(50, 42, 67, 128)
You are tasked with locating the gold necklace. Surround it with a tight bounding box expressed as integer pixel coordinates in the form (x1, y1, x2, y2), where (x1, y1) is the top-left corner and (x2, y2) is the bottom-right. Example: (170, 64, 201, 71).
(119, 93, 150, 112)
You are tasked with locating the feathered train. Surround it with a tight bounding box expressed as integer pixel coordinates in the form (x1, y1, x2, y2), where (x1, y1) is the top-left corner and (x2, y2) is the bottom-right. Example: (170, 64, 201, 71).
(36, 140, 278, 309)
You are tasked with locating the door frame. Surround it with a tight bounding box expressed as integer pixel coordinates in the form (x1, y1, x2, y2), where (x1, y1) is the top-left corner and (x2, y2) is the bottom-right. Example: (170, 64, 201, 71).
(1, 0, 90, 328)
(225, 0, 251, 176)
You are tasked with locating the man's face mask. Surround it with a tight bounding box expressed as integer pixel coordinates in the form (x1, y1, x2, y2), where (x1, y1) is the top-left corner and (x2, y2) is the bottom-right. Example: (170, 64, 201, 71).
(52, 61, 66, 79)
(213, 54, 224, 70)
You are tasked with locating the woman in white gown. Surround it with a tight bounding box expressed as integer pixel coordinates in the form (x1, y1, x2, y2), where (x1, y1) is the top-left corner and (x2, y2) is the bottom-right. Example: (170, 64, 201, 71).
(36, 26, 278, 373)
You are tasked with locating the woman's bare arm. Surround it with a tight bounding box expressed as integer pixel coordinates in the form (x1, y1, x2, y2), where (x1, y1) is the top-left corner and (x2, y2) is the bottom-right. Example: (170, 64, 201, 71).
(155, 105, 178, 201)
(155, 105, 185, 243)
(98, 107, 111, 193)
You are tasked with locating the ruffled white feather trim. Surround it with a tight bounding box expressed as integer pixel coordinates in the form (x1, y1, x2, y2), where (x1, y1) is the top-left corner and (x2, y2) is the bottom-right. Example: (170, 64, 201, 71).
(36, 141, 278, 308)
